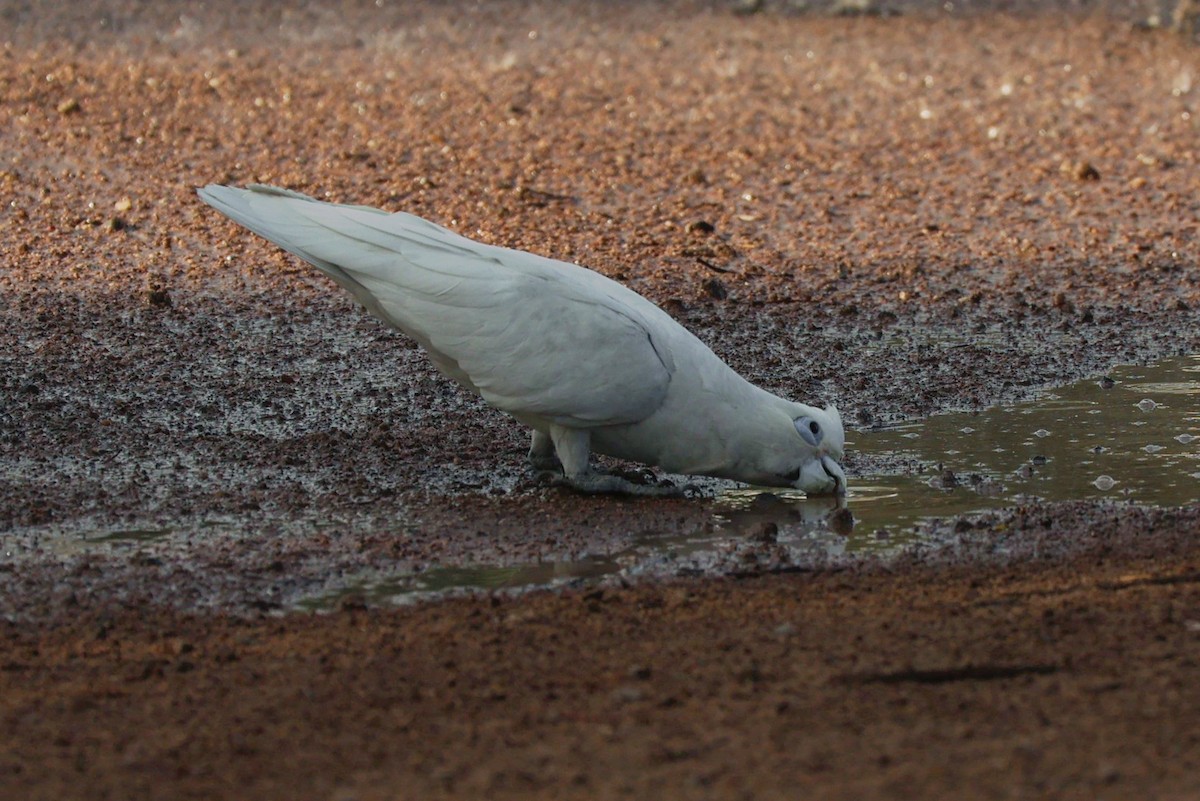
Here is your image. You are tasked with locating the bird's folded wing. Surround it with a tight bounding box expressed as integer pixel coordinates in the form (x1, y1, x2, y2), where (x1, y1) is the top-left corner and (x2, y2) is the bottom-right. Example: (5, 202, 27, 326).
(200, 185, 673, 427)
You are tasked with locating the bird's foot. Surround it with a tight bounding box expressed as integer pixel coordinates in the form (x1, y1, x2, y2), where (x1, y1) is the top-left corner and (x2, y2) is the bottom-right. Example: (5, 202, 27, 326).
(543, 470, 701, 499)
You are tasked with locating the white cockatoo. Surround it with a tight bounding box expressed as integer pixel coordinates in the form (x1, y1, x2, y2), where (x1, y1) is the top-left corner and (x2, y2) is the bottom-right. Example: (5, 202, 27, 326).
(198, 184, 846, 496)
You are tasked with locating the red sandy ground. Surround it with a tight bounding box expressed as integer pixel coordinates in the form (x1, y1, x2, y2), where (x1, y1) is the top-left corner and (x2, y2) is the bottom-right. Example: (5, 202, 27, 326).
(3, 532, 1200, 801)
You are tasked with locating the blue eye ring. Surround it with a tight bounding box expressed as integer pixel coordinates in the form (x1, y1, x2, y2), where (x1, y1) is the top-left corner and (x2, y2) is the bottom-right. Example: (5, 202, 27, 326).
(794, 416, 822, 447)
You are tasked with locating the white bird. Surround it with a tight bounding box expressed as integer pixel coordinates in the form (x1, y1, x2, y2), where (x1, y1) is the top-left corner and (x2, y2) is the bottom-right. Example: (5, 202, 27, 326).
(197, 184, 847, 497)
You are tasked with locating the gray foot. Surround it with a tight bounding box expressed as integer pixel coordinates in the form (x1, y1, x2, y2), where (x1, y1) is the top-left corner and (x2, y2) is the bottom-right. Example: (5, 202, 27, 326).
(546, 471, 699, 499)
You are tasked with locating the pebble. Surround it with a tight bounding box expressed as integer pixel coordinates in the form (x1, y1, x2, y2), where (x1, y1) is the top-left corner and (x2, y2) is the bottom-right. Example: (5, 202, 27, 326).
(610, 686, 644, 704)
(773, 622, 797, 638)
(1059, 159, 1100, 181)
(701, 278, 728, 300)
(146, 285, 173, 308)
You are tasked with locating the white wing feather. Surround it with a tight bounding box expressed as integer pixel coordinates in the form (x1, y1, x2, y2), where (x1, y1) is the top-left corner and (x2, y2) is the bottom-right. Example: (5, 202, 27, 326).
(197, 184, 673, 426)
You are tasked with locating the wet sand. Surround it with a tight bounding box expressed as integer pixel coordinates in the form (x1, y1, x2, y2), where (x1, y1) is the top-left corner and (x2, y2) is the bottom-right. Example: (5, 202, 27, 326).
(2, 1, 1200, 798)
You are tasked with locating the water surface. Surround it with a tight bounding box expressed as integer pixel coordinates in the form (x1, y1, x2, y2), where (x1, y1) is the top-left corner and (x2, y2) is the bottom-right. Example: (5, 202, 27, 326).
(302, 355, 1200, 607)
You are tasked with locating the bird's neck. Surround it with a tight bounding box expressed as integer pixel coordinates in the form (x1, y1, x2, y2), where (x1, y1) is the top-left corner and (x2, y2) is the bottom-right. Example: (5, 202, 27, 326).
(666, 372, 797, 481)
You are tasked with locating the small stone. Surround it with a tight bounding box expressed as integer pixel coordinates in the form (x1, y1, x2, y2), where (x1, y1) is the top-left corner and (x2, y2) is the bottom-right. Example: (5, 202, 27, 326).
(661, 297, 688, 318)
(701, 277, 728, 300)
(974, 479, 1004, 497)
(686, 219, 715, 235)
(831, 0, 883, 15)
(114, 197, 133, 212)
(167, 639, 194, 656)
(610, 686, 644, 704)
(1059, 159, 1100, 181)
(1098, 376, 1116, 389)
(773, 622, 797, 638)
(56, 98, 80, 114)
(337, 593, 368, 612)
(146, 284, 172, 308)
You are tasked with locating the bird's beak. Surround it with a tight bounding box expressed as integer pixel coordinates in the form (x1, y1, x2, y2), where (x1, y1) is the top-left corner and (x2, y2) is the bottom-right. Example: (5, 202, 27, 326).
(821, 455, 847, 496)
(794, 454, 847, 496)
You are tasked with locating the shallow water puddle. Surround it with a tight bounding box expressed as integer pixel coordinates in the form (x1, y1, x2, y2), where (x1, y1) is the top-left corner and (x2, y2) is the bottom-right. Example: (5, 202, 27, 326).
(301, 356, 1200, 608)
(840, 353, 1200, 540)
(714, 353, 1200, 552)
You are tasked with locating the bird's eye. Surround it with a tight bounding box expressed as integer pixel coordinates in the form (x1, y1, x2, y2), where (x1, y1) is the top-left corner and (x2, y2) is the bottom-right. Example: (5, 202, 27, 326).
(794, 416, 822, 447)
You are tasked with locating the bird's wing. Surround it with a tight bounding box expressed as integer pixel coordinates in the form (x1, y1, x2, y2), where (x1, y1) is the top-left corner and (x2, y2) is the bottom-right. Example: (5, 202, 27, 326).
(198, 184, 673, 427)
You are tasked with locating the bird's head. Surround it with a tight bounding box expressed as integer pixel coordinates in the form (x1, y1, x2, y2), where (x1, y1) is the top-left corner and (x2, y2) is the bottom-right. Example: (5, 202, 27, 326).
(783, 404, 846, 496)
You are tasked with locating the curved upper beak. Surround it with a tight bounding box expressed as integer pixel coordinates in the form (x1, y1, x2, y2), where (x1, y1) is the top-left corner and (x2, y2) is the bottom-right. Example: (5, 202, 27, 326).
(821, 455, 847, 496)
(794, 454, 847, 496)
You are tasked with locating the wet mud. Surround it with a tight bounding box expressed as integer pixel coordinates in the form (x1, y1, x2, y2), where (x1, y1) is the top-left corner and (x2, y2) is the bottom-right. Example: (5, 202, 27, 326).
(2, 1, 1200, 798)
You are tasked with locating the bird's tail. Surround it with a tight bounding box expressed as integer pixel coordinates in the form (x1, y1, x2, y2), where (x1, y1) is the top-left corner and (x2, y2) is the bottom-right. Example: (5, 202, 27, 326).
(196, 183, 390, 314)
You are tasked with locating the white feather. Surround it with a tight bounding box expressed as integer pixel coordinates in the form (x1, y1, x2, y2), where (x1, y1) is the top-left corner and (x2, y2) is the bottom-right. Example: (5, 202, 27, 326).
(197, 184, 847, 494)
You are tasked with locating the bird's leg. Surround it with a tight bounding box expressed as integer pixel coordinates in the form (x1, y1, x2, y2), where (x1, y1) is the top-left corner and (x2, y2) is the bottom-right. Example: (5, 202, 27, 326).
(547, 425, 686, 498)
(528, 429, 562, 472)
(548, 425, 592, 479)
